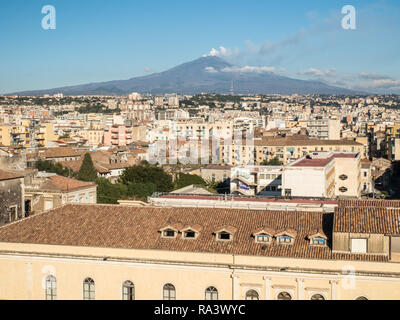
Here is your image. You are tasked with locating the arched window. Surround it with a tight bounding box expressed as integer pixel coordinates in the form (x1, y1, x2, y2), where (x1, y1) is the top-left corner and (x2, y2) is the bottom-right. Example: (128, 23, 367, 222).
(246, 290, 259, 300)
(163, 283, 176, 300)
(277, 292, 292, 300)
(356, 296, 368, 300)
(122, 280, 135, 300)
(83, 278, 95, 300)
(311, 294, 325, 300)
(205, 286, 218, 300)
(45, 275, 57, 300)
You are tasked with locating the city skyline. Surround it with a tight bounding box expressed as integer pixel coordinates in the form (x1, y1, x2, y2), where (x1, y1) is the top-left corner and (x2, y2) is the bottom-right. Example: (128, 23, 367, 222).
(0, 0, 400, 94)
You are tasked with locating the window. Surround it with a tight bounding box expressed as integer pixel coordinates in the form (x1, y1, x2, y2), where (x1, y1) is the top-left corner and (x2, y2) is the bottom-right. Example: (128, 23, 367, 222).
(162, 229, 176, 238)
(279, 235, 293, 244)
(45, 275, 57, 300)
(311, 294, 325, 300)
(163, 283, 176, 300)
(339, 174, 348, 181)
(351, 238, 367, 253)
(218, 232, 231, 241)
(246, 290, 259, 300)
(205, 286, 218, 300)
(122, 281, 135, 300)
(8, 206, 17, 222)
(256, 234, 270, 243)
(356, 296, 368, 300)
(312, 238, 326, 246)
(339, 187, 348, 193)
(83, 278, 95, 300)
(183, 230, 196, 239)
(277, 292, 292, 300)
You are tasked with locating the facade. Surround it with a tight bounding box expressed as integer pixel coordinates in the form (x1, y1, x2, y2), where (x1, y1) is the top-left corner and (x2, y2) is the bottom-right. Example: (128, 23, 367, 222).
(230, 166, 283, 197)
(0, 169, 25, 225)
(282, 152, 361, 199)
(0, 201, 399, 300)
(221, 136, 364, 166)
(197, 164, 232, 183)
(24, 174, 97, 214)
(104, 125, 134, 147)
(0, 125, 11, 146)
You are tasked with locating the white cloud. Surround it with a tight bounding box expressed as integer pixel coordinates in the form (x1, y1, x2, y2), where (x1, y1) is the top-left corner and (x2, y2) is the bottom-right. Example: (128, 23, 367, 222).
(221, 66, 275, 73)
(297, 68, 336, 77)
(358, 72, 393, 80)
(205, 67, 218, 73)
(358, 79, 400, 89)
(203, 46, 239, 57)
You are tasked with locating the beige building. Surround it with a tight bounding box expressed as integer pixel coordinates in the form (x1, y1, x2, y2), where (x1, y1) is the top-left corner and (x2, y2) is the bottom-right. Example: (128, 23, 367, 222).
(24, 174, 97, 214)
(221, 136, 364, 166)
(0, 125, 11, 146)
(0, 200, 399, 300)
(282, 152, 361, 199)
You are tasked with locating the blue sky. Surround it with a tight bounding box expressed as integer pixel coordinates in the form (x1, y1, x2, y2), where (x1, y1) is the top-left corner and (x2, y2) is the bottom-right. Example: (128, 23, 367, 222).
(0, 0, 399, 94)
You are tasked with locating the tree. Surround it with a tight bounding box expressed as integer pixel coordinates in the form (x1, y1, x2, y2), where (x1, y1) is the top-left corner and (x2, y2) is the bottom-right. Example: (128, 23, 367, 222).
(120, 165, 173, 192)
(95, 178, 128, 204)
(78, 153, 98, 182)
(174, 173, 206, 190)
(127, 182, 157, 199)
(35, 160, 74, 178)
(261, 157, 282, 166)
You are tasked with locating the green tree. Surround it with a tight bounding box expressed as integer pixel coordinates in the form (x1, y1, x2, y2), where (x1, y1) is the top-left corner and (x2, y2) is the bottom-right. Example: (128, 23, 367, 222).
(78, 153, 98, 182)
(95, 178, 128, 204)
(261, 157, 283, 166)
(120, 165, 173, 192)
(173, 173, 206, 190)
(127, 182, 157, 199)
(35, 160, 74, 178)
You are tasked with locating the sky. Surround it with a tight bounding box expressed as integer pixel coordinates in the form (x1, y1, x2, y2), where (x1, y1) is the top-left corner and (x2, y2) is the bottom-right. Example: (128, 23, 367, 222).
(0, 0, 399, 94)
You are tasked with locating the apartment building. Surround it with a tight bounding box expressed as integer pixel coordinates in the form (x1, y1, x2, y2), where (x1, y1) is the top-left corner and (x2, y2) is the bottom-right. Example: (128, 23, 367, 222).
(0, 200, 400, 300)
(221, 136, 364, 166)
(230, 166, 283, 197)
(282, 152, 361, 199)
(0, 125, 11, 146)
(104, 125, 134, 147)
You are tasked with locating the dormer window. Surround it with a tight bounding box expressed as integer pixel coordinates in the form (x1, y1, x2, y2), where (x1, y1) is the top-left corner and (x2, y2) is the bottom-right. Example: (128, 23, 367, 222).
(184, 231, 196, 239)
(308, 230, 327, 246)
(278, 235, 293, 244)
(181, 225, 202, 240)
(163, 229, 176, 238)
(159, 224, 181, 239)
(218, 232, 231, 241)
(276, 229, 297, 245)
(253, 227, 275, 244)
(312, 237, 326, 245)
(215, 226, 237, 242)
(256, 234, 270, 243)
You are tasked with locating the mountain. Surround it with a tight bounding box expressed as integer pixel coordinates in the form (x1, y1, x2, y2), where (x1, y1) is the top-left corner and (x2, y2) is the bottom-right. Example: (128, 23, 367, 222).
(10, 56, 360, 95)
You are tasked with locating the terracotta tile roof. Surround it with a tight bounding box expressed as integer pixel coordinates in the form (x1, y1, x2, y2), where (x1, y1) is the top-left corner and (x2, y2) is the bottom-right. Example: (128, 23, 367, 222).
(0, 169, 24, 181)
(338, 199, 400, 208)
(0, 204, 386, 262)
(40, 175, 96, 192)
(59, 160, 110, 174)
(39, 147, 81, 159)
(334, 206, 400, 235)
